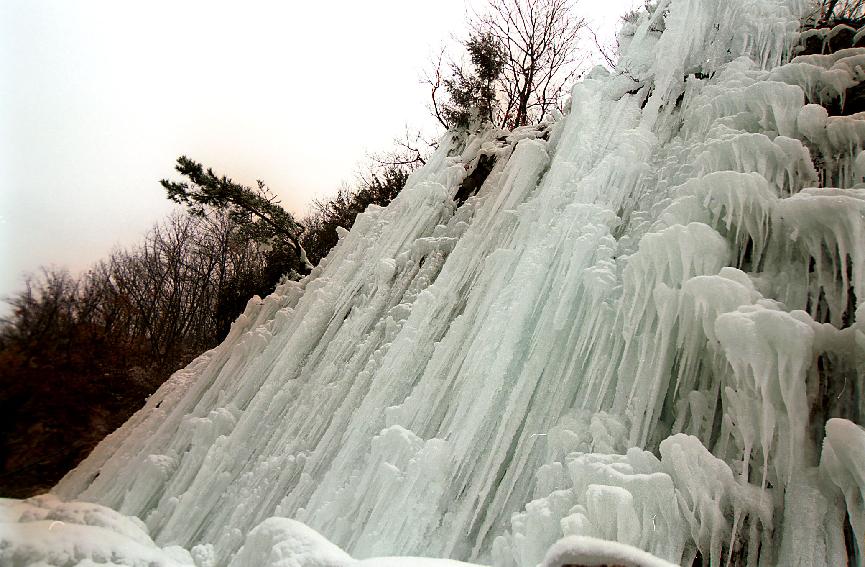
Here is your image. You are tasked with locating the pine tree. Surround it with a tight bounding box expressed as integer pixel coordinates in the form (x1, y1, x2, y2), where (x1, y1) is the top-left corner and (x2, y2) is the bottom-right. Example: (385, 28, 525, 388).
(161, 156, 311, 279)
(441, 32, 505, 129)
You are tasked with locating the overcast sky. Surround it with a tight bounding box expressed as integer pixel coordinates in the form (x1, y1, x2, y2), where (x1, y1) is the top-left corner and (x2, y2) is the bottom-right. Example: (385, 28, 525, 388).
(1, 0, 636, 304)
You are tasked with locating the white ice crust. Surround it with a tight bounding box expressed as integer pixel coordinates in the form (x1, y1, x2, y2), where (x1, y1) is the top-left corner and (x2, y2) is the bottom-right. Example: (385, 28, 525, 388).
(5, 0, 865, 565)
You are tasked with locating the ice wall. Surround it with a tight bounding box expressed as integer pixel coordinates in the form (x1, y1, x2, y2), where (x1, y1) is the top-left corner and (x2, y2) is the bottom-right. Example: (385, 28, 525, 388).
(28, 0, 865, 565)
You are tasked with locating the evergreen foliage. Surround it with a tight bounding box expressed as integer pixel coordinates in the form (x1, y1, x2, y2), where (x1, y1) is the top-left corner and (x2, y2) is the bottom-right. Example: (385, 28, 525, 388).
(162, 156, 302, 242)
(161, 156, 311, 279)
(428, 0, 585, 131)
(441, 33, 506, 129)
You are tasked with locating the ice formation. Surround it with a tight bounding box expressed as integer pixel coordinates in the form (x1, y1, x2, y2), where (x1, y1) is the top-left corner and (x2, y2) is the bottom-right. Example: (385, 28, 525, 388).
(6, 0, 865, 565)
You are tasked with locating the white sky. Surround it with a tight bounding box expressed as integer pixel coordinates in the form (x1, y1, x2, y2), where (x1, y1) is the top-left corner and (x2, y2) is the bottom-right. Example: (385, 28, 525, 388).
(1, 0, 637, 304)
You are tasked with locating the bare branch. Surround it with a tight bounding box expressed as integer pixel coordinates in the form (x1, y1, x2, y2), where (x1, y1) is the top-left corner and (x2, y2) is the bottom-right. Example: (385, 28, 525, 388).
(424, 0, 586, 131)
(586, 26, 616, 68)
(422, 47, 451, 129)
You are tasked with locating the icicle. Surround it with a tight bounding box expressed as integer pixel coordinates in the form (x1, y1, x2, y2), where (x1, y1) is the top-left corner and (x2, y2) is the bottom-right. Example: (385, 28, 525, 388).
(820, 418, 865, 565)
(6, 1, 861, 566)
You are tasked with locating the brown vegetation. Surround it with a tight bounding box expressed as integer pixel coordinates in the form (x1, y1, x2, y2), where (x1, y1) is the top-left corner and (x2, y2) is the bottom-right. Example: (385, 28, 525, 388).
(0, 159, 416, 497)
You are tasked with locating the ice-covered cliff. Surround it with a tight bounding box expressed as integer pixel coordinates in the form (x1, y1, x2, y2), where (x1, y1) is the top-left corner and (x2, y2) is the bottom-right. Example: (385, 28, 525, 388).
(4, 0, 865, 565)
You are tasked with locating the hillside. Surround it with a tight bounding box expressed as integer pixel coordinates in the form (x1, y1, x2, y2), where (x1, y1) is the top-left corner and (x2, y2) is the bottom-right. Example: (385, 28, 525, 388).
(3, 0, 865, 565)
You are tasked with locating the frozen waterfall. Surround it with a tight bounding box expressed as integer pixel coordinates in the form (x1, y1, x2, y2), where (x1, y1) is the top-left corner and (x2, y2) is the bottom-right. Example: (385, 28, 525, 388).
(4, 0, 865, 565)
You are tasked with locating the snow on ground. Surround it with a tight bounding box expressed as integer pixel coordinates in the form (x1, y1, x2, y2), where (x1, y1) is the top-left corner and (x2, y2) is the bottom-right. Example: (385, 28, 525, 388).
(1, 496, 674, 566)
(4, 0, 865, 565)
(0, 495, 195, 566)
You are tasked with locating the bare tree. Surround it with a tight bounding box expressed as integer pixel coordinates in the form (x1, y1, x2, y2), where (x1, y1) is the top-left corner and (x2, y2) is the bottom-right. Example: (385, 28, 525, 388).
(426, 0, 586, 131)
(424, 47, 452, 130)
(476, 0, 586, 128)
(367, 126, 436, 171)
(586, 26, 617, 69)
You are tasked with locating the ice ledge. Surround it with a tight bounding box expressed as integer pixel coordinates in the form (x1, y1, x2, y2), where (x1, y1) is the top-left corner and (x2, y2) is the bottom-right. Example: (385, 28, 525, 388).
(0, 495, 676, 567)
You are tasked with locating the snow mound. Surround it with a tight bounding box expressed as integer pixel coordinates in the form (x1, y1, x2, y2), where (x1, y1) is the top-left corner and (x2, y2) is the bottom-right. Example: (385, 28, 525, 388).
(6, 496, 614, 567)
(0, 495, 195, 566)
(541, 536, 677, 567)
(4, 0, 865, 566)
